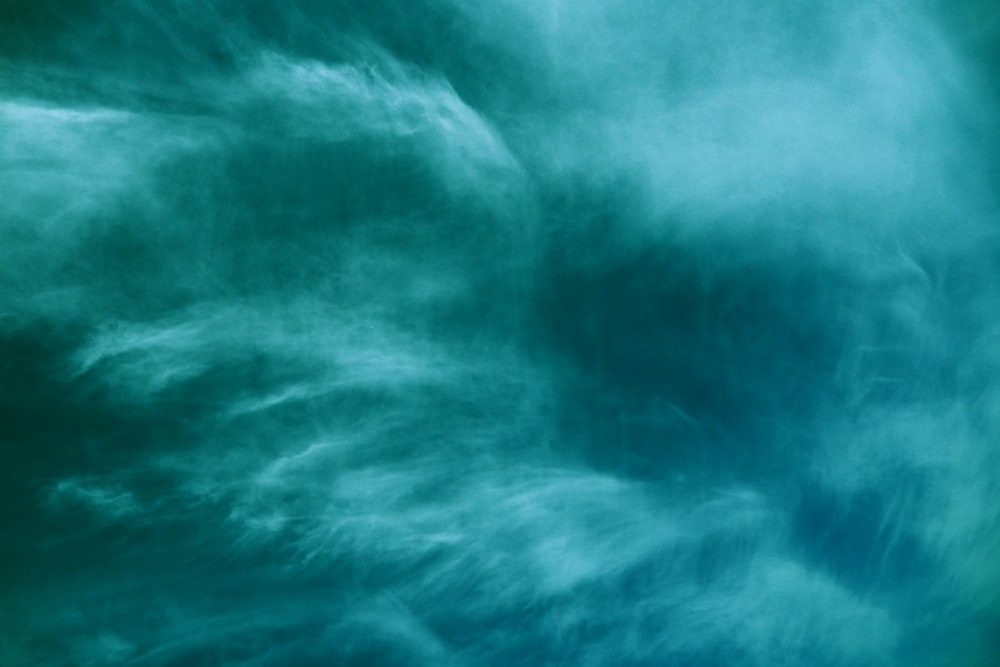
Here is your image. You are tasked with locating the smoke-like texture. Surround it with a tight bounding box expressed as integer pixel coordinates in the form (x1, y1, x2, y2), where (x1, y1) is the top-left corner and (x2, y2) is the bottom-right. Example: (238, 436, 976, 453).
(2, 1, 998, 665)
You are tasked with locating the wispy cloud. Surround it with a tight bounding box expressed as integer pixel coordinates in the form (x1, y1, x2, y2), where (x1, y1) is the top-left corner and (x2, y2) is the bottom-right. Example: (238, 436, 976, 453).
(2, 1, 998, 665)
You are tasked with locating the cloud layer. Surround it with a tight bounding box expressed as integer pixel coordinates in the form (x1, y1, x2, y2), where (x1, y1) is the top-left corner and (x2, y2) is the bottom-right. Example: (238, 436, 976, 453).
(1, 1, 998, 665)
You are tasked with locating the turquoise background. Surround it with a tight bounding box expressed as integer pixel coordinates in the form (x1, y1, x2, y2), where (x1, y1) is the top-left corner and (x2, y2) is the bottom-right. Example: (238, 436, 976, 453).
(1, 1, 998, 665)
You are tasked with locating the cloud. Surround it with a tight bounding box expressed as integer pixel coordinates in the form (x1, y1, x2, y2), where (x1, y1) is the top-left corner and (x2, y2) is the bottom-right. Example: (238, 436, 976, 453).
(2, 1, 999, 665)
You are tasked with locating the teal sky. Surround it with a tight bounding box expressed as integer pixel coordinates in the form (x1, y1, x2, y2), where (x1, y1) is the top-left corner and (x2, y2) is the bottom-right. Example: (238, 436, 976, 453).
(1, 2, 999, 665)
